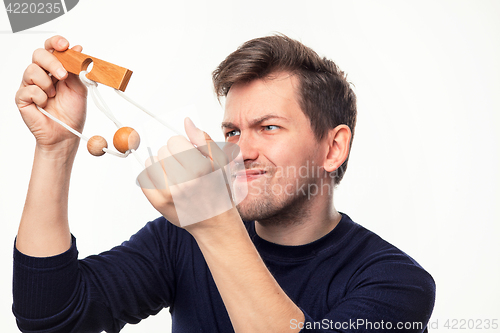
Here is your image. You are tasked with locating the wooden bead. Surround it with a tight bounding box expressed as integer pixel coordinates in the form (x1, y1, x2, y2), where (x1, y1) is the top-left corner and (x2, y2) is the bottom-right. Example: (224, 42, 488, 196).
(87, 135, 108, 156)
(113, 127, 140, 153)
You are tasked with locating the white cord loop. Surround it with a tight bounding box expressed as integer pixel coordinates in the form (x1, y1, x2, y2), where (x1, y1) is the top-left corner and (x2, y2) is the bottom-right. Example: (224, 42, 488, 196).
(80, 71, 123, 128)
(78, 71, 97, 88)
(102, 147, 132, 157)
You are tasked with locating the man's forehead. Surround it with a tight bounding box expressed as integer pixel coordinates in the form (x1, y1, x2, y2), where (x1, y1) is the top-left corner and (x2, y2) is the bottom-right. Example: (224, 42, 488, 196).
(222, 73, 301, 125)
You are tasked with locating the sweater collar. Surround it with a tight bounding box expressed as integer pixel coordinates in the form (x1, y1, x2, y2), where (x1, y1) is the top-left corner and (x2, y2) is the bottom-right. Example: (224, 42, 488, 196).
(245, 212, 354, 260)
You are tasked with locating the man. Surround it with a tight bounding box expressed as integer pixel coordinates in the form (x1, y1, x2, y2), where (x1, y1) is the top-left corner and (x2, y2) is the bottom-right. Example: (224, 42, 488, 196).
(13, 35, 435, 332)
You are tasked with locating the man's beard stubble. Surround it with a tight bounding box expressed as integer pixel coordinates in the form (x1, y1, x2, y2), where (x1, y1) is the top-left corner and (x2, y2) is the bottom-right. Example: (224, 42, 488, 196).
(236, 189, 311, 228)
(235, 163, 315, 227)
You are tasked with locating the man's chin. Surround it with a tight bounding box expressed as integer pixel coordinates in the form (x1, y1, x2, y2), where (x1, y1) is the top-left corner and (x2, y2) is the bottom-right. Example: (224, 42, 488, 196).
(235, 196, 267, 221)
(235, 201, 256, 221)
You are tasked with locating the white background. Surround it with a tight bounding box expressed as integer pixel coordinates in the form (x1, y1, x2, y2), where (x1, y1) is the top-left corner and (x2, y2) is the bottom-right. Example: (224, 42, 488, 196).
(1, 1, 499, 332)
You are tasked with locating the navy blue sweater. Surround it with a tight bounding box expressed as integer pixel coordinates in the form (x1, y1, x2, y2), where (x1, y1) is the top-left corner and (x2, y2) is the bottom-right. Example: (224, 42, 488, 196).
(13, 213, 435, 332)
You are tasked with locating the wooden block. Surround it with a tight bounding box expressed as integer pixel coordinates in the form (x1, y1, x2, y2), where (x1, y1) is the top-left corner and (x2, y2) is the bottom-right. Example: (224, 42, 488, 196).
(53, 49, 133, 91)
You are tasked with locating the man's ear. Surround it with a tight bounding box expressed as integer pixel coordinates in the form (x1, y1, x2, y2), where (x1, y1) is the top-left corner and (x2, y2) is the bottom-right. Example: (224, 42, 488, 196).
(323, 125, 351, 173)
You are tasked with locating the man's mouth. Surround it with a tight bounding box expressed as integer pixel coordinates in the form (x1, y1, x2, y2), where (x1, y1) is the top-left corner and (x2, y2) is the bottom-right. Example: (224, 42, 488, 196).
(233, 169, 267, 182)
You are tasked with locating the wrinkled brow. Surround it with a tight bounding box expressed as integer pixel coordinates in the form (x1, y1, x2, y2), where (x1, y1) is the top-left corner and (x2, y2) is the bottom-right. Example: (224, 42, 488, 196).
(221, 114, 288, 130)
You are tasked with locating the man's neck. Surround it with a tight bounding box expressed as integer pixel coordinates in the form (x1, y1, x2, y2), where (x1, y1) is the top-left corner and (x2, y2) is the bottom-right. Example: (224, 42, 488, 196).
(254, 195, 341, 246)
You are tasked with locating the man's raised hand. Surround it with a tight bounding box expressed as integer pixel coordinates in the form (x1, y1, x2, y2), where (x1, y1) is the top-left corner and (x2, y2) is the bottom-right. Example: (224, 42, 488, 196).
(15, 35, 87, 155)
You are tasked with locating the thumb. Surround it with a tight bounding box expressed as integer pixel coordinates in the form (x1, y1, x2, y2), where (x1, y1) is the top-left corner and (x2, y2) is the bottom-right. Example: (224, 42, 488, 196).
(184, 117, 215, 170)
(184, 117, 207, 147)
(184, 118, 228, 171)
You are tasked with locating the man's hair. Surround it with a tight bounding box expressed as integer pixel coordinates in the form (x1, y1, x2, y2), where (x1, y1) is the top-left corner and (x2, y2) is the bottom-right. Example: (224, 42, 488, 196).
(212, 34, 357, 184)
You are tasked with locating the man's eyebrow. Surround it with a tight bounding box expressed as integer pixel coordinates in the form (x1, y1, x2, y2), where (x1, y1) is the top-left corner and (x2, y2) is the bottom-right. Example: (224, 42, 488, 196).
(221, 114, 289, 130)
(221, 122, 236, 130)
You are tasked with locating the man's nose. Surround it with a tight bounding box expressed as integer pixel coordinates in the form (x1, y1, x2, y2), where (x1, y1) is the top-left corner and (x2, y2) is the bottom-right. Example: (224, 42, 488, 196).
(237, 132, 259, 162)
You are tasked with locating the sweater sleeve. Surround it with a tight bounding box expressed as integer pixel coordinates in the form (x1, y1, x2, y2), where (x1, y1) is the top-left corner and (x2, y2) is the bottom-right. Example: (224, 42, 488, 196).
(298, 254, 436, 333)
(13, 217, 177, 333)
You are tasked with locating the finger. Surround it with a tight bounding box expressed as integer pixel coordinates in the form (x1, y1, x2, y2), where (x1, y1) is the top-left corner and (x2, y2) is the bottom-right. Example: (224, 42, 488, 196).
(184, 117, 216, 170)
(22, 63, 56, 98)
(137, 170, 165, 208)
(32, 48, 67, 81)
(16, 85, 49, 109)
(139, 156, 162, 191)
(137, 167, 180, 225)
(184, 117, 229, 170)
(184, 117, 206, 147)
(207, 138, 230, 172)
(137, 166, 157, 192)
(144, 156, 169, 191)
(184, 118, 212, 161)
(56, 44, 88, 95)
(44, 35, 69, 53)
(71, 44, 83, 53)
(167, 135, 211, 174)
(157, 145, 189, 185)
(47, 45, 83, 87)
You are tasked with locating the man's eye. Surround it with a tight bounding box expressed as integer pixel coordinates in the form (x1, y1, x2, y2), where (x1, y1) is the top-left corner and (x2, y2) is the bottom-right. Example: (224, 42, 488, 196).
(226, 130, 241, 138)
(263, 125, 279, 131)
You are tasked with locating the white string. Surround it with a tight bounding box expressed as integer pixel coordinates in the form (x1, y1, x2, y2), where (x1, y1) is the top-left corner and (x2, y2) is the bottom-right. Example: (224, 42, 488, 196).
(36, 105, 90, 141)
(79, 71, 123, 128)
(102, 147, 132, 158)
(36, 70, 182, 167)
(37, 104, 133, 158)
(131, 149, 143, 165)
(114, 90, 183, 136)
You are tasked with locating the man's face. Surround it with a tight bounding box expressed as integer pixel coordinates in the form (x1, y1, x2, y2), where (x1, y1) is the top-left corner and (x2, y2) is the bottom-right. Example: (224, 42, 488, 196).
(222, 73, 331, 223)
